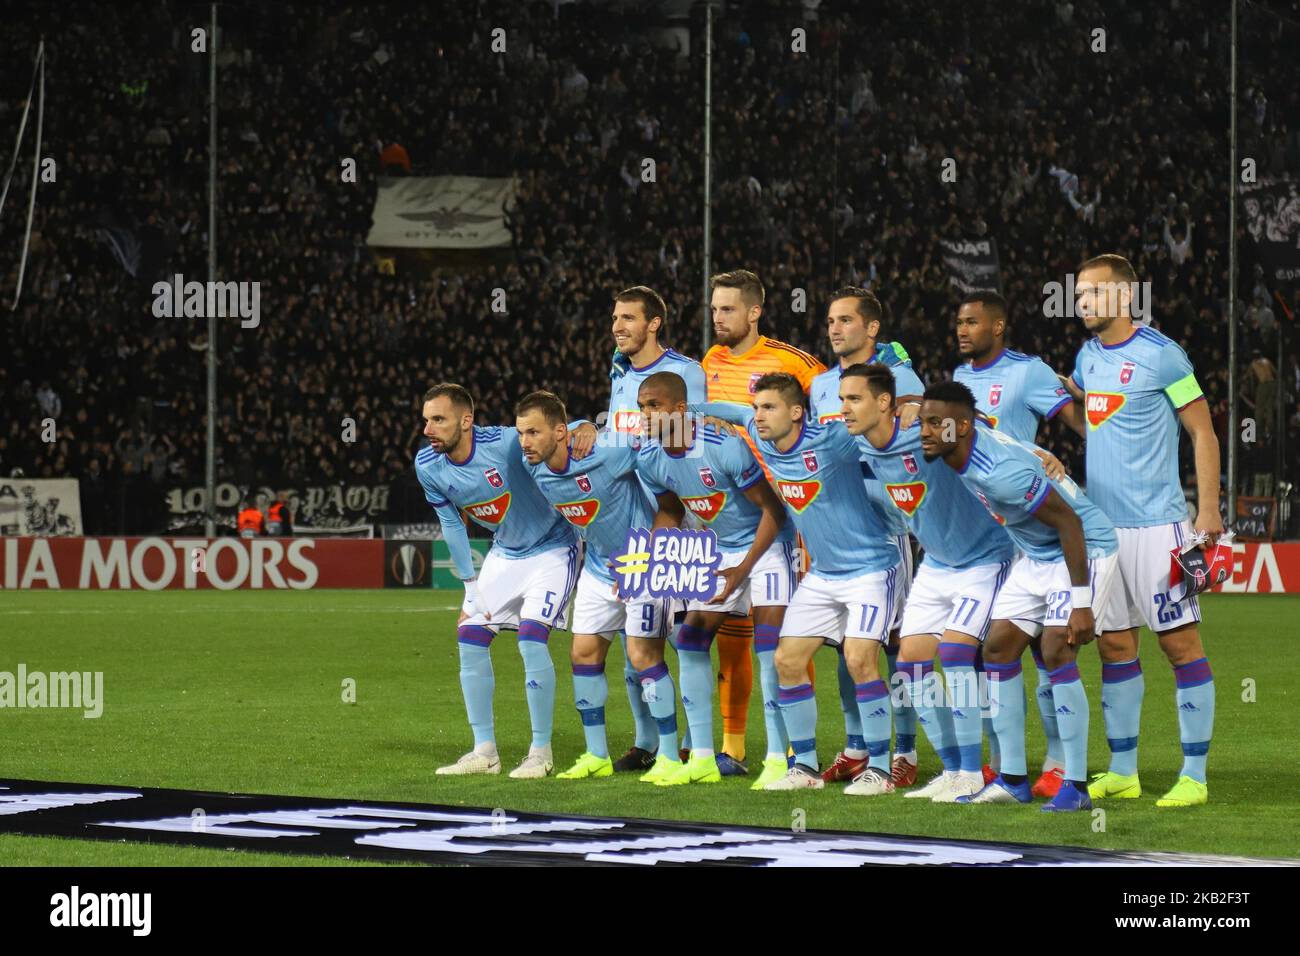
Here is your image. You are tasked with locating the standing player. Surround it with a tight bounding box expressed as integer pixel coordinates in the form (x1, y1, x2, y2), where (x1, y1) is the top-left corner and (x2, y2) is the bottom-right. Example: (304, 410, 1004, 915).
(921, 382, 1119, 811)
(705, 269, 826, 774)
(415, 384, 580, 780)
(809, 287, 925, 788)
(571, 286, 707, 774)
(699, 374, 903, 794)
(953, 289, 1086, 798)
(634, 371, 796, 788)
(1068, 254, 1222, 808)
(842, 365, 1015, 802)
(516, 390, 679, 780)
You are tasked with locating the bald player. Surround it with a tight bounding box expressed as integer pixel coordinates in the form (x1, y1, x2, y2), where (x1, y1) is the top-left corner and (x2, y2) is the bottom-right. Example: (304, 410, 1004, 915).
(704, 268, 826, 774)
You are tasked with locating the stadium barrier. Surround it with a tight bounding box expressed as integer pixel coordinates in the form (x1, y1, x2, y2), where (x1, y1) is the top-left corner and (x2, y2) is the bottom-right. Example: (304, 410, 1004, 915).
(4, 536, 1298, 593)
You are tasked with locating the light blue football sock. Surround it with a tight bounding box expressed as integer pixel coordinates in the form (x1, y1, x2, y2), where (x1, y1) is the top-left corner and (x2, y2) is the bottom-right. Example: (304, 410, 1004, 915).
(1101, 657, 1144, 777)
(457, 625, 496, 747)
(572, 662, 609, 759)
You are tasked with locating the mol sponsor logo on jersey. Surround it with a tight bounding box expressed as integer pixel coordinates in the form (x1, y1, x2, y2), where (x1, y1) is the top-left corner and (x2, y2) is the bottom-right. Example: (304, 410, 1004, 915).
(818, 412, 844, 424)
(885, 481, 927, 516)
(680, 491, 727, 523)
(1085, 391, 1127, 429)
(465, 492, 511, 526)
(776, 480, 821, 513)
(611, 410, 641, 433)
(555, 498, 600, 527)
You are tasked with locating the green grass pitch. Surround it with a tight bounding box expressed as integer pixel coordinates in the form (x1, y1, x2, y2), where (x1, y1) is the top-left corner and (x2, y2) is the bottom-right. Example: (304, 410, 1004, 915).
(1, 589, 1297, 866)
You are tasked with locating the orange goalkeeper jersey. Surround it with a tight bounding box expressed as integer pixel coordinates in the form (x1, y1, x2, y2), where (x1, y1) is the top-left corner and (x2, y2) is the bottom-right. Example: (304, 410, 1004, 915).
(703, 335, 826, 476)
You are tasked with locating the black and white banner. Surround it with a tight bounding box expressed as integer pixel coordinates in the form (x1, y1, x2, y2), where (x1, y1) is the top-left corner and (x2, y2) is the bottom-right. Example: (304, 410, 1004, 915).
(366, 175, 516, 249)
(0, 479, 82, 536)
(163, 482, 391, 533)
(938, 237, 1002, 293)
(1241, 176, 1300, 283)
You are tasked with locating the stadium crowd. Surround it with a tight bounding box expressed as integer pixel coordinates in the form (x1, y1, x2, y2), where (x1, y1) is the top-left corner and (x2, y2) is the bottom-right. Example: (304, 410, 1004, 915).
(1, 0, 1297, 533)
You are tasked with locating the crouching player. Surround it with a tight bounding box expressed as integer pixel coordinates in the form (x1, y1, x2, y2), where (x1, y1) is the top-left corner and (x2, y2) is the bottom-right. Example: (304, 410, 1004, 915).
(700, 374, 902, 794)
(516, 390, 679, 780)
(842, 365, 1015, 802)
(634, 371, 796, 789)
(922, 382, 1118, 811)
(416, 384, 580, 779)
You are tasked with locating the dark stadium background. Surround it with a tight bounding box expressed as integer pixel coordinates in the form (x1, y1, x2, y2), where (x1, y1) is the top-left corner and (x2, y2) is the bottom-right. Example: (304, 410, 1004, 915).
(2, 0, 1297, 538)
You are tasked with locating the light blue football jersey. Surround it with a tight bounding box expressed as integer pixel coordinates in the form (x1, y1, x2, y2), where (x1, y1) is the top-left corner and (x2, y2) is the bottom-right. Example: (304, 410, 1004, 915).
(1071, 326, 1202, 528)
(808, 344, 924, 538)
(525, 437, 655, 583)
(953, 349, 1073, 444)
(636, 423, 795, 553)
(414, 426, 576, 558)
(856, 420, 1013, 570)
(699, 403, 899, 578)
(607, 348, 707, 437)
(955, 424, 1118, 562)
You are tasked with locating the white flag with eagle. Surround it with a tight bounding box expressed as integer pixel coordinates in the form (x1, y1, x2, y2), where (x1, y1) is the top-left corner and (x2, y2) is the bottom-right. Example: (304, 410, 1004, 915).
(366, 175, 516, 249)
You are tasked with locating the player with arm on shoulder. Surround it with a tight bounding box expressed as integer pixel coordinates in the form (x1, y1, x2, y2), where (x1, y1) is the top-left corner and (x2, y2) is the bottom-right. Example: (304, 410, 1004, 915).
(570, 285, 708, 773)
(634, 372, 796, 789)
(952, 289, 1085, 797)
(809, 286, 924, 788)
(415, 384, 580, 780)
(704, 269, 826, 775)
(516, 390, 680, 781)
(698, 373, 903, 795)
(922, 382, 1119, 811)
(1070, 254, 1222, 808)
(842, 364, 1016, 803)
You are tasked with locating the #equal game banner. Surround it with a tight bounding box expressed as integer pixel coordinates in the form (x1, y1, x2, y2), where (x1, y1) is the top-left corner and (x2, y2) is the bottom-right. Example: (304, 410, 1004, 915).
(366, 175, 516, 249)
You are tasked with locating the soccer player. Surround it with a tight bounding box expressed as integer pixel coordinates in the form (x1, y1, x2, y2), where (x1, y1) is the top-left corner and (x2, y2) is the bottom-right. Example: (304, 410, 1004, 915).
(953, 289, 1086, 798)
(1068, 254, 1222, 808)
(705, 269, 826, 774)
(921, 382, 1119, 811)
(415, 384, 581, 779)
(571, 285, 707, 774)
(516, 390, 679, 780)
(699, 373, 903, 794)
(809, 286, 925, 788)
(634, 371, 797, 789)
(842, 365, 1015, 802)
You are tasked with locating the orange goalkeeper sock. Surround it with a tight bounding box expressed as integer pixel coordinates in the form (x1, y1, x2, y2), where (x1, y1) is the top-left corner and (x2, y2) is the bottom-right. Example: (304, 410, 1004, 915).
(716, 617, 754, 760)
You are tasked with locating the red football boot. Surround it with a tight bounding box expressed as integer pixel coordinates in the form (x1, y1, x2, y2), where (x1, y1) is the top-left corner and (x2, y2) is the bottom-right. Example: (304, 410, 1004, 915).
(1031, 766, 1065, 799)
(890, 754, 918, 788)
(821, 751, 868, 783)
(982, 764, 997, 786)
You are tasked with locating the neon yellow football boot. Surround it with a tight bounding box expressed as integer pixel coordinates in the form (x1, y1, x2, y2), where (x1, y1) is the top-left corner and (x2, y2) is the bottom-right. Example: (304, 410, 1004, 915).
(1156, 775, 1208, 808)
(639, 753, 682, 784)
(751, 756, 790, 791)
(655, 753, 722, 787)
(556, 752, 614, 780)
(1087, 771, 1141, 800)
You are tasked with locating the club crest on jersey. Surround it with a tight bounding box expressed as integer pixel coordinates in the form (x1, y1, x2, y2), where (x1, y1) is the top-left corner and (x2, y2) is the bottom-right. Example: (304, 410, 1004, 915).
(1085, 392, 1127, 430)
(698, 466, 716, 487)
(465, 491, 512, 526)
(988, 384, 1003, 408)
(902, 452, 919, 475)
(802, 450, 819, 473)
(1119, 361, 1136, 385)
(777, 479, 821, 513)
(575, 473, 592, 493)
(484, 467, 503, 488)
(886, 481, 927, 516)
(748, 372, 764, 394)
